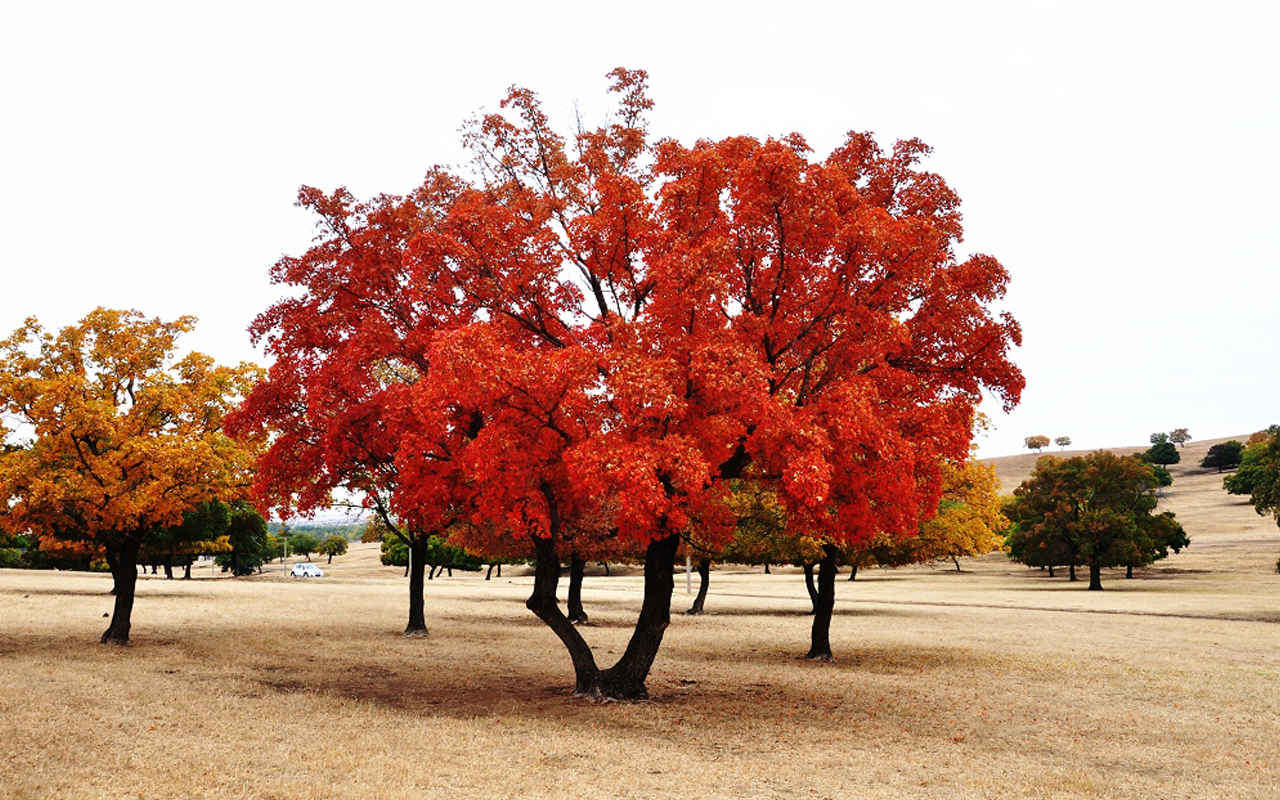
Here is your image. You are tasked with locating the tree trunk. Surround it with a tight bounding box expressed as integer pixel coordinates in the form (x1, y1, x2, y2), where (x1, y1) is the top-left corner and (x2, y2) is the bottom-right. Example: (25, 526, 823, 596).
(1088, 561, 1103, 591)
(686, 558, 711, 614)
(952, 555, 961, 572)
(402, 561, 409, 578)
(525, 537, 599, 694)
(1048, 564, 1055, 577)
(485, 562, 495, 580)
(599, 562, 608, 576)
(496, 564, 501, 578)
(1125, 564, 1133, 579)
(163, 560, 173, 580)
(803, 563, 818, 614)
(428, 564, 437, 580)
(182, 562, 191, 579)
(1068, 564, 1077, 581)
(567, 553, 588, 624)
(105, 550, 118, 595)
(847, 564, 858, 582)
(806, 546, 838, 661)
(404, 536, 429, 636)
(327, 553, 333, 564)
(764, 562, 771, 574)
(102, 540, 140, 644)
(596, 534, 681, 699)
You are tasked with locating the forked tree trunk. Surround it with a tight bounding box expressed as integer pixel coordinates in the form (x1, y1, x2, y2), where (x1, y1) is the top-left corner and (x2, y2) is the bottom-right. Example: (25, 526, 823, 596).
(102, 540, 140, 644)
(1088, 561, 1103, 591)
(806, 546, 838, 661)
(596, 533, 681, 699)
(404, 536, 429, 636)
(803, 563, 818, 614)
(485, 562, 495, 580)
(526, 537, 599, 694)
(686, 558, 711, 615)
(847, 564, 858, 582)
(567, 553, 588, 624)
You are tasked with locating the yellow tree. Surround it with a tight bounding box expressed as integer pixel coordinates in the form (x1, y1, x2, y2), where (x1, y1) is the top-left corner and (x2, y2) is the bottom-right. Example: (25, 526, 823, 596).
(0, 309, 261, 643)
(912, 459, 1009, 570)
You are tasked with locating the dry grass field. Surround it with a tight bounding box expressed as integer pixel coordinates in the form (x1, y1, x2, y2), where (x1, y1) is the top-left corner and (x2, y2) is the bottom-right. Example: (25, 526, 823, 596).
(2, 437, 1278, 799)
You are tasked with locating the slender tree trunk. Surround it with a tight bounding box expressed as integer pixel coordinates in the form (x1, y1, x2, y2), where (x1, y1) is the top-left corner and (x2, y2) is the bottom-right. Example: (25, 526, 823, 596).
(496, 564, 501, 578)
(1068, 564, 1077, 581)
(327, 553, 333, 564)
(567, 553, 588, 624)
(102, 540, 140, 644)
(163, 559, 173, 580)
(952, 555, 961, 572)
(182, 562, 191, 580)
(404, 536, 429, 636)
(596, 534, 681, 699)
(428, 564, 437, 580)
(1125, 564, 1133, 579)
(1048, 564, 1055, 577)
(764, 562, 771, 574)
(847, 564, 858, 582)
(686, 558, 711, 614)
(1088, 561, 1103, 591)
(445, 566, 452, 577)
(803, 563, 818, 614)
(806, 546, 838, 661)
(485, 563, 495, 580)
(525, 537, 599, 694)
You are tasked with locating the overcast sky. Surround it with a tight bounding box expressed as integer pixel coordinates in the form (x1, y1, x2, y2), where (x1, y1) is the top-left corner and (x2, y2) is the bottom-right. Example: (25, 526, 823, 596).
(2, 0, 1276, 457)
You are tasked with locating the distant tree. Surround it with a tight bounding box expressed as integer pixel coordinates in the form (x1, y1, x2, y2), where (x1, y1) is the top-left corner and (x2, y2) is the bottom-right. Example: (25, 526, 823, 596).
(1152, 465, 1173, 488)
(1228, 428, 1280, 529)
(1005, 451, 1189, 590)
(360, 519, 385, 543)
(1144, 440, 1180, 468)
(216, 502, 269, 576)
(1025, 435, 1050, 452)
(1201, 441, 1244, 473)
(1054, 436, 1071, 450)
(317, 535, 348, 564)
(1169, 428, 1191, 447)
(1150, 432, 1169, 445)
(287, 532, 320, 560)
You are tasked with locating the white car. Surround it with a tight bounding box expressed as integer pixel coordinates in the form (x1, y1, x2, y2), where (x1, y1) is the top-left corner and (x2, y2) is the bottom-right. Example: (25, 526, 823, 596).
(290, 562, 324, 578)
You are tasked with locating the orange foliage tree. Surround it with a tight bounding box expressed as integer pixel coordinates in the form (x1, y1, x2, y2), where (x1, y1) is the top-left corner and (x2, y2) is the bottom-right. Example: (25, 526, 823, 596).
(0, 309, 260, 643)
(240, 68, 1022, 696)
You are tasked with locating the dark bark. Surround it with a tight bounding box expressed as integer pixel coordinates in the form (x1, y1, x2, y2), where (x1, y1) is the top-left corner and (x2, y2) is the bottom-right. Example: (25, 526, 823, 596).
(182, 562, 191, 579)
(496, 564, 501, 578)
(567, 553, 588, 624)
(402, 562, 409, 578)
(1048, 564, 1055, 577)
(445, 566, 452, 577)
(596, 533, 681, 699)
(485, 562, 495, 580)
(686, 558, 711, 614)
(1125, 564, 1133, 579)
(1088, 561, 1103, 591)
(952, 555, 962, 572)
(805, 546, 838, 660)
(102, 540, 140, 644)
(525, 537, 599, 694)
(105, 550, 118, 595)
(163, 560, 173, 580)
(404, 536, 428, 636)
(847, 564, 858, 582)
(327, 553, 333, 564)
(803, 563, 818, 614)
(428, 564, 437, 580)
(1068, 564, 1077, 581)
(764, 562, 771, 574)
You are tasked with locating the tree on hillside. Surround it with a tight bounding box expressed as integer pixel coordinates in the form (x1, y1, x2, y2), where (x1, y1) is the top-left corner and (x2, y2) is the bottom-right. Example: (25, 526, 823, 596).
(1169, 428, 1191, 447)
(1144, 440, 1180, 469)
(1025, 435, 1050, 452)
(287, 533, 320, 560)
(1054, 436, 1071, 450)
(0, 309, 260, 644)
(1201, 441, 1244, 473)
(1224, 427, 1280, 530)
(1150, 432, 1169, 445)
(1004, 451, 1188, 590)
(317, 535, 348, 564)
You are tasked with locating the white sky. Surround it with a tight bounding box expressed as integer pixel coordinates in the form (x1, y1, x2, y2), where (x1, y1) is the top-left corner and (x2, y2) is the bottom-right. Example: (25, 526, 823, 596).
(2, 0, 1276, 457)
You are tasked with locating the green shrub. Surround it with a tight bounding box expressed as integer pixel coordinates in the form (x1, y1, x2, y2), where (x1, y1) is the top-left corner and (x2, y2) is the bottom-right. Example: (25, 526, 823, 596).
(0, 548, 23, 568)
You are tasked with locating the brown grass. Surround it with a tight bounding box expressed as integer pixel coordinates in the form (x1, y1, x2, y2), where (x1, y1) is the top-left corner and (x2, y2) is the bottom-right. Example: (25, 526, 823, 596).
(1, 436, 1278, 799)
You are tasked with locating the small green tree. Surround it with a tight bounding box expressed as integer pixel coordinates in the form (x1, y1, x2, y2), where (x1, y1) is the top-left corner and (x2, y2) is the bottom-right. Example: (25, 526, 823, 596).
(215, 501, 269, 575)
(1005, 451, 1189, 590)
(317, 535, 348, 564)
(1150, 432, 1170, 445)
(1144, 440, 1180, 468)
(1201, 441, 1244, 473)
(287, 532, 320, 560)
